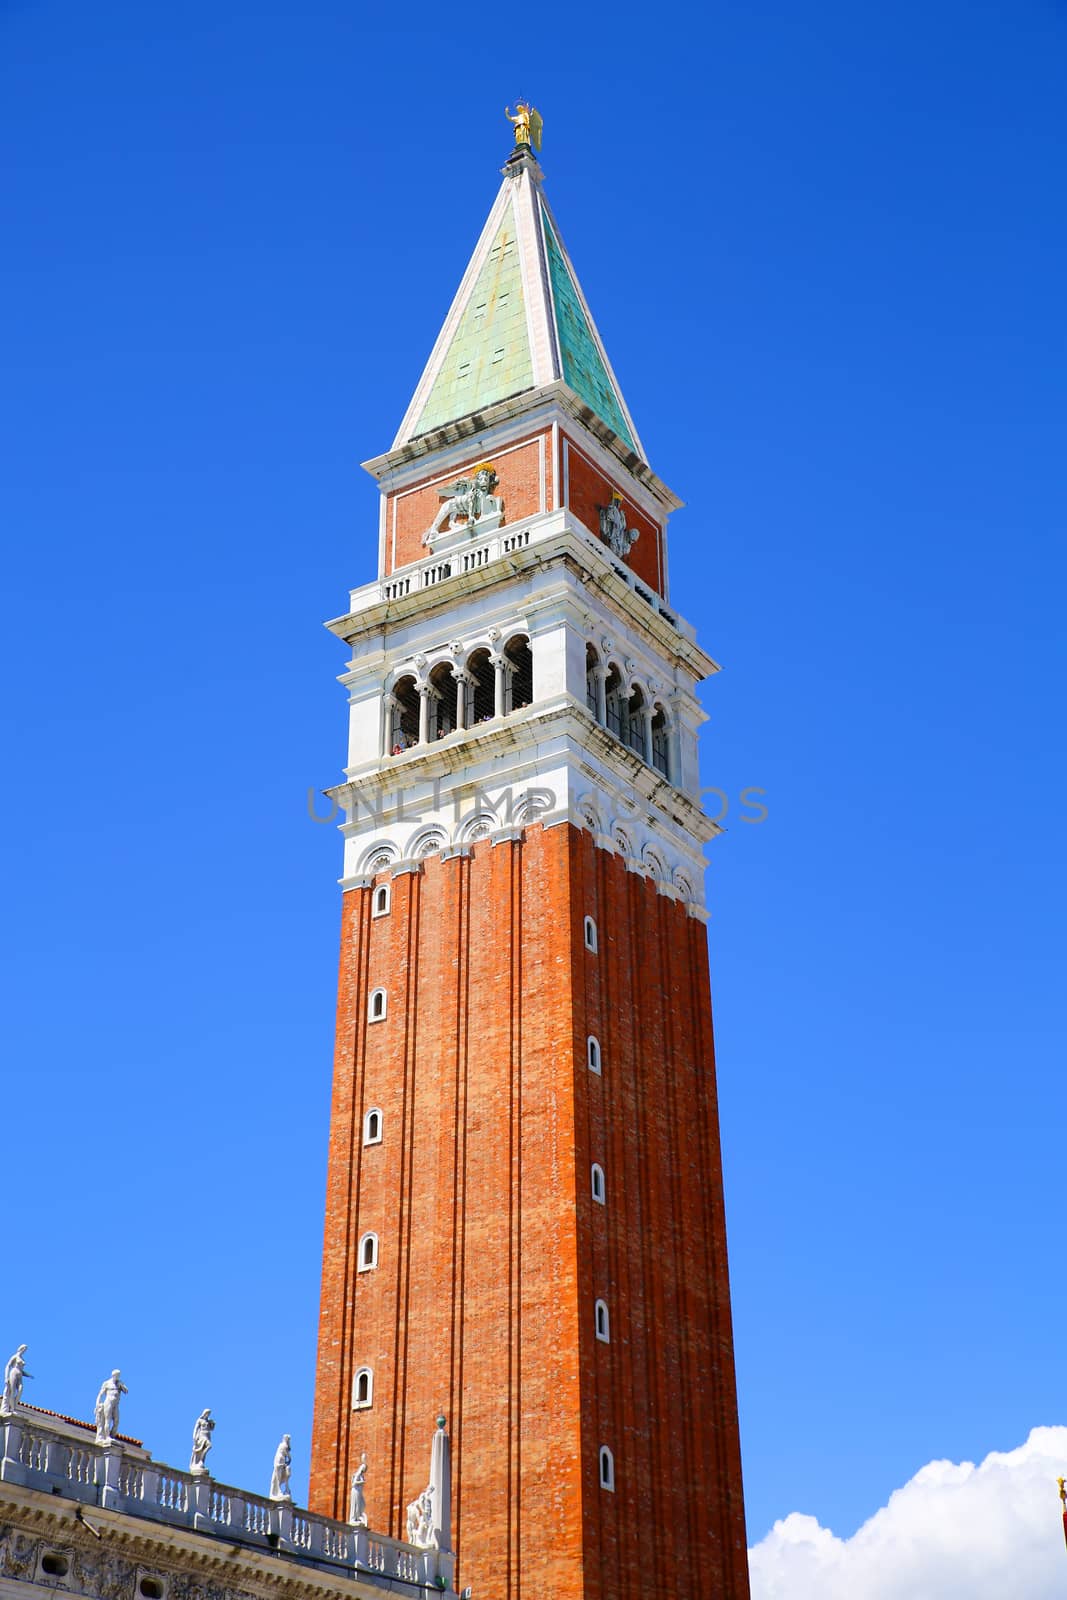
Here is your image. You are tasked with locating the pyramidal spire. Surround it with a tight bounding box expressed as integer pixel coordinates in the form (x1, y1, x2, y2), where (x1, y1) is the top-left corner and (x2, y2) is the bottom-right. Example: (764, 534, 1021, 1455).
(393, 124, 644, 458)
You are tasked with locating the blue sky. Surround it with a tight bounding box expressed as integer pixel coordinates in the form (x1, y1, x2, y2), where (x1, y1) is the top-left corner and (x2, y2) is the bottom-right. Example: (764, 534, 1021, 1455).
(2, 0, 1064, 1556)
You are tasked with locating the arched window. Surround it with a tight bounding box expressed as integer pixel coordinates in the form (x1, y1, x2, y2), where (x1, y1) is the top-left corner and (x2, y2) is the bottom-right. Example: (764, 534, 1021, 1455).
(584, 916, 598, 953)
(587, 1035, 602, 1075)
(651, 703, 670, 778)
(358, 1232, 379, 1271)
(599, 1446, 615, 1492)
(389, 675, 420, 753)
(430, 661, 458, 739)
(504, 634, 533, 713)
(604, 664, 624, 739)
(363, 1108, 382, 1146)
(625, 684, 647, 757)
(372, 883, 390, 918)
(352, 1367, 373, 1409)
(591, 1163, 606, 1205)
(586, 644, 601, 719)
(465, 647, 496, 725)
(369, 987, 387, 1023)
(595, 1299, 610, 1343)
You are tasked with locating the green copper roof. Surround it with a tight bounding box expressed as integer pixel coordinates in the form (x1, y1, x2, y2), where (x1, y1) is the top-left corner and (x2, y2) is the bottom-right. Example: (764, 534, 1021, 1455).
(412, 203, 533, 438)
(541, 213, 636, 451)
(395, 159, 644, 456)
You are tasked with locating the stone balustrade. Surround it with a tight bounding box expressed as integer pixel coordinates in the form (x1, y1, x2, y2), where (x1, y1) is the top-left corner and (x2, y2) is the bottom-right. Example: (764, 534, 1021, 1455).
(0, 1412, 455, 1595)
(344, 508, 690, 639)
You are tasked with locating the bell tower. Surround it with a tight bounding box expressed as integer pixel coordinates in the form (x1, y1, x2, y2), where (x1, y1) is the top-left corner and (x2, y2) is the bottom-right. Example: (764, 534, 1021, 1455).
(309, 120, 750, 1600)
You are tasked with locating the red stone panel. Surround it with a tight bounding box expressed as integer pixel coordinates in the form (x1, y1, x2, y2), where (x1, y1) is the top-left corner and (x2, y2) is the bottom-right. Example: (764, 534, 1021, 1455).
(385, 432, 550, 574)
(562, 436, 665, 597)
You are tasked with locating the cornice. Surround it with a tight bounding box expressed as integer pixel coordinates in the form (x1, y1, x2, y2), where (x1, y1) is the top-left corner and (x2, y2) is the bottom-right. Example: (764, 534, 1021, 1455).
(364, 382, 682, 514)
(327, 698, 720, 848)
(0, 1483, 383, 1600)
(326, 532, 717, 683)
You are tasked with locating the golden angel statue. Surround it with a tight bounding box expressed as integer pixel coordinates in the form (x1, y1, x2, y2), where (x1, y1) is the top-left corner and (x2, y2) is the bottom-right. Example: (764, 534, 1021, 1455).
(505, 103, 543, 151)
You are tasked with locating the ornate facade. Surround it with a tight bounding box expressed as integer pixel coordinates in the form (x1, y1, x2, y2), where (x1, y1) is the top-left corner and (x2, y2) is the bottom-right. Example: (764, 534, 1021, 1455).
(1, 1402, 454, 1600)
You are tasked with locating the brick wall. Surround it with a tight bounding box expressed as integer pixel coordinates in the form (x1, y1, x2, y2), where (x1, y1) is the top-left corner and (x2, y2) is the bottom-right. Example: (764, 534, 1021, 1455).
(309, 824, 749, 1600)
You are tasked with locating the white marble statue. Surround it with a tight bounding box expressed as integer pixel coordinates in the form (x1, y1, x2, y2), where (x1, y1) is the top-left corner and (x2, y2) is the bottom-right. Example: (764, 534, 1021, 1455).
(597, 494, 640, 560)
(93, 1370, 128, 1444)
(0, 1345, 32, 1417)
(348, 1453, 368, 1527)
(190, 1408, 215, 1474)
(405, 1484, 434, 1548)
(269, 1434, 292, 1500)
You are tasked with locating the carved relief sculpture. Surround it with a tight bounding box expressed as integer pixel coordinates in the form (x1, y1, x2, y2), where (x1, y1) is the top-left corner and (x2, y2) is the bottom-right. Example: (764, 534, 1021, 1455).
(424, 464, 502, 545)
(597, 493, 640, 560)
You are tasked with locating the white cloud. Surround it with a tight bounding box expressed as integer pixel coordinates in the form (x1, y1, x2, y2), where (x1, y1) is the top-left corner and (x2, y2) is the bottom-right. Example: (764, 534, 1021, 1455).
(749, 1426, 1067, 1600)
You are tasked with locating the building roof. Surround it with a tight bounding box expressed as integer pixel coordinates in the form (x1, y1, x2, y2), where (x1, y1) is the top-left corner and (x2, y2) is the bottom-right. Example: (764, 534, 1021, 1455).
(393, 148, 644, 458)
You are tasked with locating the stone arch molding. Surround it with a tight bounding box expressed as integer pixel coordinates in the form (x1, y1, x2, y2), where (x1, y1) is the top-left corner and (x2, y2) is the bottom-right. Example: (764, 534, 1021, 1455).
(642, 844, 669, 882)
(355, 811, 701, 894)
(359, 840, 401, 875)
(584, 637, 674, 723)
(459, 811, 498, 844)
(389, 625, 530, 689)
(574, 792, 701, 904)
(408, 825, 449, 859)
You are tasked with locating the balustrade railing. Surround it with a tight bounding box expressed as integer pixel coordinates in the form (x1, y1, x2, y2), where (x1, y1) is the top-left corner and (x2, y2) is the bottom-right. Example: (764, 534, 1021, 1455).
(17, 1428, 50, 1473)
(0, 1412, 453, 1593)
(345, 509, 689, 637)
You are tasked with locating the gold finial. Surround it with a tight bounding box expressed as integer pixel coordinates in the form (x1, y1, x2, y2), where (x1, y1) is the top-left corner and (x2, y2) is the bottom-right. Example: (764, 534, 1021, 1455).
(505, 102, 543, 152)
(1059, 1476, 1067, 1508)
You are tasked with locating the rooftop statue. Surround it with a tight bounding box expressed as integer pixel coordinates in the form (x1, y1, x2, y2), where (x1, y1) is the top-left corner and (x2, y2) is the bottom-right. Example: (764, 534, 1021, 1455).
(270, 1433, 293, 1500)
(1, 1344, 32, 1417)
(190, 1407, 215, 1474)
(94, 1370, 128, 1444)
(348, 1452, 368, 1527)
(505, 103, 542, 152)
(406, 1484, 434, 1548)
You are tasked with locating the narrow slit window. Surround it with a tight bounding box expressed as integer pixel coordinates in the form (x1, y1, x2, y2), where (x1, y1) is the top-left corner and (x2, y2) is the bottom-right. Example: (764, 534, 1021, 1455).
(587, 1036, 602, 1075)
(372, 884, 390, 918)
(352, 1367, 373, 1409)
(599, 1446, 614, 1491)
(369, 988, 387, 1023)
(591, 1163, 606, 1205)
(595, 1299, 610, 1343)
(358, 1232, 379, 1271)
(584, 916, 598, 953)
(363, 1108, 382, 1146)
